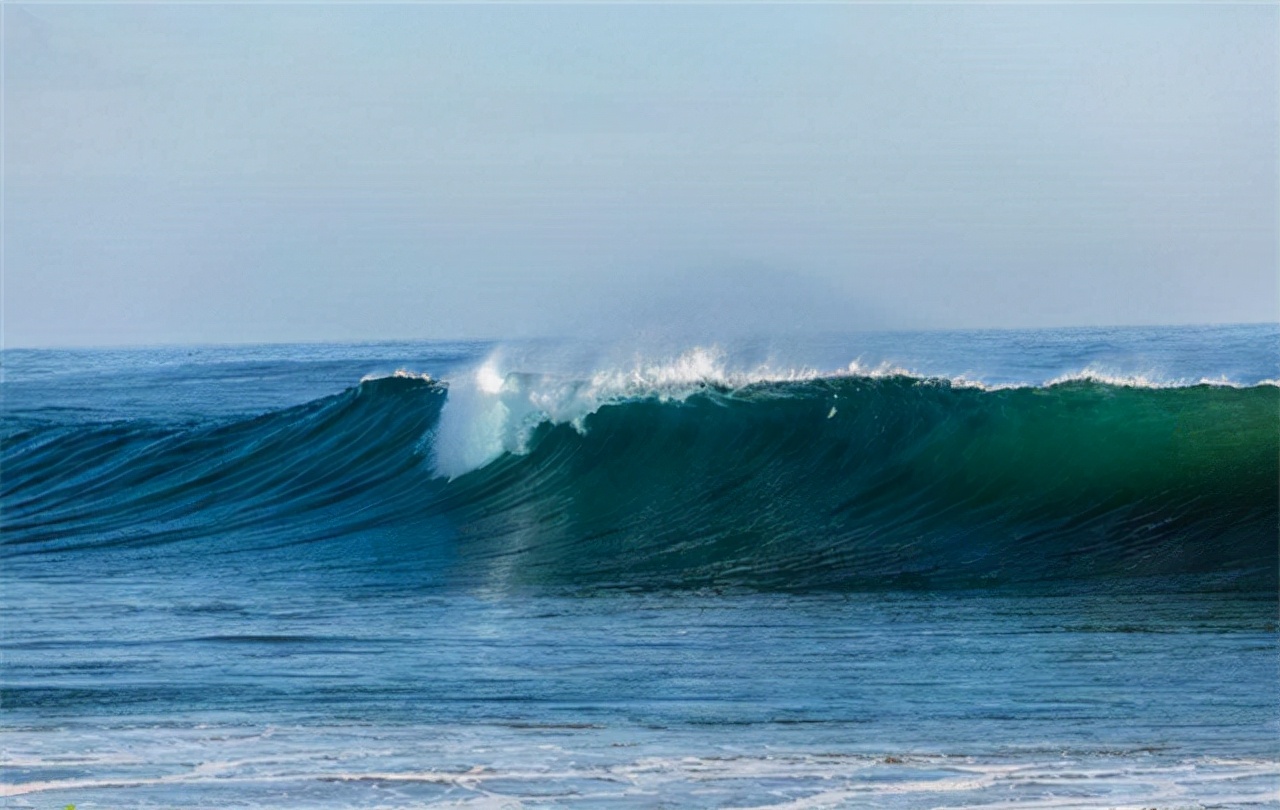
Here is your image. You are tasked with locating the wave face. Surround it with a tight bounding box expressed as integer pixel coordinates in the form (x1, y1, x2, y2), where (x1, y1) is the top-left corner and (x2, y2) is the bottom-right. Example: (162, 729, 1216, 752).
(5, 370, 1275, 592)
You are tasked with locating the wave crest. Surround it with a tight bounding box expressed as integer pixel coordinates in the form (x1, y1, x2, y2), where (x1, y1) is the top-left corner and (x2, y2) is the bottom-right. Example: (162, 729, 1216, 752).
(426, 347, 1280, 478)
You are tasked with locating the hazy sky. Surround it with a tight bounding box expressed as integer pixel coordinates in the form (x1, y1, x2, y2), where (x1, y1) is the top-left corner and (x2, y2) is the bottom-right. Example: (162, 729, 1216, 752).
(6, 3, 1277, 347)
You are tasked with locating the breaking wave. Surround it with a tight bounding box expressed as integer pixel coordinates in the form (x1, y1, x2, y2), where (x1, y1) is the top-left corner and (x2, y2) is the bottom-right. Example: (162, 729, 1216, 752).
(4, 355, 1276, 591)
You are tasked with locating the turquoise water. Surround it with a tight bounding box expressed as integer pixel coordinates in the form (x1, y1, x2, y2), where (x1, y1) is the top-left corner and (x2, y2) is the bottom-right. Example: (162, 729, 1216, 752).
(2, 325, 1277, 807)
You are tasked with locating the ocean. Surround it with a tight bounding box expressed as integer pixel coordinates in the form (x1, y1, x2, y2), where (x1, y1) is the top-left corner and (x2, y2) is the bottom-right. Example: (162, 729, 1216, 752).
(2, 324, 1277, 808)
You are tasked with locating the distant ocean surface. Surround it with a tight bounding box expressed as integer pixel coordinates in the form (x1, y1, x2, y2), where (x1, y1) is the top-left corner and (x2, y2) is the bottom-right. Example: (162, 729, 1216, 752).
(3, 324, 1277, 808)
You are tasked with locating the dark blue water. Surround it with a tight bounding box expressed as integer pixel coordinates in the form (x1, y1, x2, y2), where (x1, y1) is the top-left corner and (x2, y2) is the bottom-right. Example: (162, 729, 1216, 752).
(3, 325, 1277, 808)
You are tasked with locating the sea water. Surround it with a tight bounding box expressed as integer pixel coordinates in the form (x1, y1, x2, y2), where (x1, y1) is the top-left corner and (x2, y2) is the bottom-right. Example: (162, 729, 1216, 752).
(2, 324, 1277, 808)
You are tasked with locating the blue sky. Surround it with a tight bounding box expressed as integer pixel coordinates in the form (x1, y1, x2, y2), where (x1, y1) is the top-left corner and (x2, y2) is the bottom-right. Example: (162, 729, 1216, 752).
(5, 3, 1277, 346)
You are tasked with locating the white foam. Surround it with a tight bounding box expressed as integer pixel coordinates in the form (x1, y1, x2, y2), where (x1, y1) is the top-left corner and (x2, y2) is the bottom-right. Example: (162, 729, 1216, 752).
(359, 368, 434, 383)
(421, 347, 1276, 478)
(429, 347, 828, 479)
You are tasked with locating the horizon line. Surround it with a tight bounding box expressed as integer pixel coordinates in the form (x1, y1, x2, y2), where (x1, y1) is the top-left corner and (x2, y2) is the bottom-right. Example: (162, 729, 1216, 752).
(3, 320, 1276, 353)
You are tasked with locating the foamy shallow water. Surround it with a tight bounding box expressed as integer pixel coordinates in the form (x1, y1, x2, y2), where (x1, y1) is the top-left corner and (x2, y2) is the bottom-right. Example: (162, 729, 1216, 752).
(4, 732, 1277, 809)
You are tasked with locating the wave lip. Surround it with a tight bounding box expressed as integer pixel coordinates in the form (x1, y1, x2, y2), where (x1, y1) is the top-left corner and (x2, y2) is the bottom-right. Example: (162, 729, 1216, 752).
(426, 346, 1280, 479)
